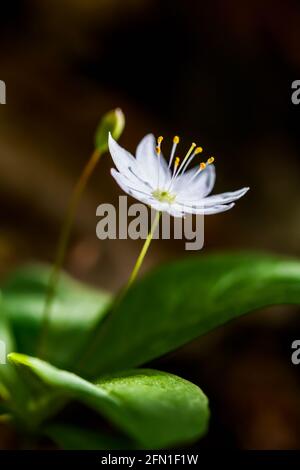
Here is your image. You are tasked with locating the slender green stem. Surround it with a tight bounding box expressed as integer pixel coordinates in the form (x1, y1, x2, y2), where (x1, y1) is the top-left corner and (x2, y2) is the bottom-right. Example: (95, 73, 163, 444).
(37, 148, 101, 357)
(77, 211, 161, 373)
(125, 210, 161, 292)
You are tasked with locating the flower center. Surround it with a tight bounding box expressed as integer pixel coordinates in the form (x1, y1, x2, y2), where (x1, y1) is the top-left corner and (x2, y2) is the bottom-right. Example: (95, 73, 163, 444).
(152, 189, 176, 203)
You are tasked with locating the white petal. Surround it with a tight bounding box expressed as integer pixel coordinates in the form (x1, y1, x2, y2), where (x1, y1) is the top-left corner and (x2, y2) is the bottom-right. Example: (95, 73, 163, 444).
(173, 202, 235, 215)
(148, 200, 185, 218)
(177, 187, 249, 208)
(108, 133, 144, 184)
(201, 203, 235, 215)
(173, 164, 216, 199)
(111, 169, 154, 205)
(136, 134, 171, 188)
(136, 134, 156, 161)
(200, 187, 249, 206)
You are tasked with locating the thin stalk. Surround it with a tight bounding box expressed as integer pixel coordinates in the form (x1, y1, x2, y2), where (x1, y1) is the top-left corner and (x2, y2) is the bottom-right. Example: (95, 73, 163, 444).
(37, 148, 101, 357)
(124, 210, 161, 292)
(77, 211, 161, 373)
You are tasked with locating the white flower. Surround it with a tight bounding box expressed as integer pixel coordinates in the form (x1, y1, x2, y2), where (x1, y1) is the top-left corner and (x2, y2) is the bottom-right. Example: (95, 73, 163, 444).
(109, 133, 249, 217)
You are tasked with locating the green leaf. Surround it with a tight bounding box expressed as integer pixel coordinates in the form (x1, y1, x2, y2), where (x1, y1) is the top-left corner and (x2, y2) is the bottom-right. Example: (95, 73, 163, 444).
(94, 108, 125, 153)
(0, 304, 14, 396)
(0, 296, 32, 419)
(2, 265, 111, 370)
(44, 423, 133, 450)
(0, 293, 15, 395)
(80, 252, 300, 376)
(0, 295, 15, 356)
(0, 305, 15, 403)
(8, 353, 209, 449)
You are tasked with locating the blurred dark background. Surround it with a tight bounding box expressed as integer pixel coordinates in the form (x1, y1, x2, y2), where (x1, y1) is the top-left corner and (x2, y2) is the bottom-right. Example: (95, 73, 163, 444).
(0, 0, 300, 449)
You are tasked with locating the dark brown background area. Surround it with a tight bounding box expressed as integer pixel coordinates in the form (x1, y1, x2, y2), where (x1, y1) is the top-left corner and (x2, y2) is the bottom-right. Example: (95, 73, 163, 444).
(0, 0, 300, 449)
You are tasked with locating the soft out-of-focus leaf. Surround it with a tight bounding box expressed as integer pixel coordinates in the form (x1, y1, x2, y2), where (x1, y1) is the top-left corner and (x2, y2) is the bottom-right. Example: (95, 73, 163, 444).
(0, 295, 15, 355)
(2, 265, 111, 370)
(0, 297, 31, 421)
(45, 423, 133, 450)
(80, 252, 300, 376)
(0, 296, 16, 398)
(8, 354, 209, 449)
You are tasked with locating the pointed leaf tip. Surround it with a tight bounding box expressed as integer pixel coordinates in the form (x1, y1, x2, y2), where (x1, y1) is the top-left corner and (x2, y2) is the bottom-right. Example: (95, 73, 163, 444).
(7, 352, 30, 366)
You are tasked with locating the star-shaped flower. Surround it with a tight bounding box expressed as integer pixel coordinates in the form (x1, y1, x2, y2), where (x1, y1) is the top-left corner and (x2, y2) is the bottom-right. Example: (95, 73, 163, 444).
(109, 133, 249, 217)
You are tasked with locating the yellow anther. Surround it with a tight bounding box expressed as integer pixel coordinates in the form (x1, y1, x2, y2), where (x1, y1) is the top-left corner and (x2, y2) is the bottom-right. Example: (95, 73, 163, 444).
(175, 157, 180, 168)
(156, 136, 163, 155)
(173, 135, 180, 144)
(200, 162, 206, 170)
(195, 146, 203, 155)
(188, 143, 197, 155)
(207, 156, 215, 164)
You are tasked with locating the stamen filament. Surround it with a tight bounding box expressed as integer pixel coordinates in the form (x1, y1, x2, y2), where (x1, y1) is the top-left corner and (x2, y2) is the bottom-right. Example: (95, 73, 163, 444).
(175, 142, 196, 177)
(168, 135, 180, 168)
(188, 166, 205, 183)
(179, 146, 203, 176)
(156, 136, 163, 188)
(189, 157, 215, 183)
(166, 156, 180, 191)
